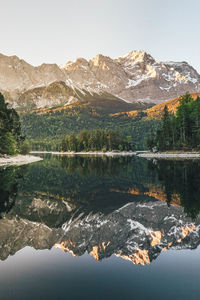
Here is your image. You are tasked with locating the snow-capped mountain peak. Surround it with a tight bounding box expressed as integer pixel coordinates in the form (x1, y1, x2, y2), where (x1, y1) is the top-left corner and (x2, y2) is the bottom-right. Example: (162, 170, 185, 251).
(116, 50, 155, 64)
(0, 50, 200, 109)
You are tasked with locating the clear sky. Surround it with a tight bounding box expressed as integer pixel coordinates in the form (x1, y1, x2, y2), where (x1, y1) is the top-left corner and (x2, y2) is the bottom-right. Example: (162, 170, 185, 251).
(1, 0, 200, 71)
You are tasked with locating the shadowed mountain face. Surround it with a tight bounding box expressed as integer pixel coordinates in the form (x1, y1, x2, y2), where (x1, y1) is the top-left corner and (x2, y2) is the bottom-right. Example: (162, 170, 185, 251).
(11, 81, 143, 113)
(0, 155, 200, 264)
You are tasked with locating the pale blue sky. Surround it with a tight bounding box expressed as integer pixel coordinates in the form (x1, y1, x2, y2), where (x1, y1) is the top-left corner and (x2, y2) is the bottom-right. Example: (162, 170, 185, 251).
(1, 0, 200, 71)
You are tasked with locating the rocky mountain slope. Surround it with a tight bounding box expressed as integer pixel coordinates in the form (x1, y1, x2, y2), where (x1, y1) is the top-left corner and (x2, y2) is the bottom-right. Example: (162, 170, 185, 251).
(0, 53, 65, 95)
(63, 51, 200, 104)
(16, 81, 144, 113)
(0, 51, 200, 110)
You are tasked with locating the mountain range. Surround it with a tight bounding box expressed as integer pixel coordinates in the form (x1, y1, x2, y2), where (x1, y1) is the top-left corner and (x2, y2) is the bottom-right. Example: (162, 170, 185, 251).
(1, 50, 200, 111)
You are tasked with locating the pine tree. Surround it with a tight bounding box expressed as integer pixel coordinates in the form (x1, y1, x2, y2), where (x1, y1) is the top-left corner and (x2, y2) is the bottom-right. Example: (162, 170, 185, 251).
(0, 93, 22, 155)
(151, 93, 200, 151)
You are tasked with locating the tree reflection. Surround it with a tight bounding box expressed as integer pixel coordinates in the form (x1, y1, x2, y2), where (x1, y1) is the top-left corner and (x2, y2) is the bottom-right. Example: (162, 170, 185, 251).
(0, 166, 26, 217)
(148, 160, 200, 219)
(59, 155, 132, 177)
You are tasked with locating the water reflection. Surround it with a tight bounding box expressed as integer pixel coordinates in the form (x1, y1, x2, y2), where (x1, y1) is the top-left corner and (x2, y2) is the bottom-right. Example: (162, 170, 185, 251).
(0, 166, 26, 218)
(148, 160, 200, 218)
(0, 155, 200, 265)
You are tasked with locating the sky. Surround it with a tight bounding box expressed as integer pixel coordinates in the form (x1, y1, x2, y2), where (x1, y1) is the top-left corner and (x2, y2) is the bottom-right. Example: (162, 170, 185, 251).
(1, 0, 200, 71)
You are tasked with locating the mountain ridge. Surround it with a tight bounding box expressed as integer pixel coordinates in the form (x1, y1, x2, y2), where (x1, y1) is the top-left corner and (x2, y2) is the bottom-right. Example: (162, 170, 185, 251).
(1, 50, 200, 110)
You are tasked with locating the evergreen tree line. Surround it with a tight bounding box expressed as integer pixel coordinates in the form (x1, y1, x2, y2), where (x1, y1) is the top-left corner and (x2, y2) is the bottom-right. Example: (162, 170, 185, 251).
(60, 129, 134, 152)
(0, 93, 29, 155)
(148, 93, 200, 151)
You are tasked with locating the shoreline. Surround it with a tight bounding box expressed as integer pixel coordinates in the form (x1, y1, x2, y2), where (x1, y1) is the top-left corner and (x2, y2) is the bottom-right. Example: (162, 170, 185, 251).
(30, 150, 138, 156)
(30, 150, 200, 159)
(0, 155, 43, 167)
(138, 152, 200, 159)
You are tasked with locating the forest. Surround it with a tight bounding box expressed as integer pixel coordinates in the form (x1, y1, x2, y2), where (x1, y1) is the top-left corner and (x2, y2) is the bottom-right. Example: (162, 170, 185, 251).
(148, 93, 200, 151)
(60, 129, 135, 152)
(21, 106, 159, 151)
(0, 93, 26, 155)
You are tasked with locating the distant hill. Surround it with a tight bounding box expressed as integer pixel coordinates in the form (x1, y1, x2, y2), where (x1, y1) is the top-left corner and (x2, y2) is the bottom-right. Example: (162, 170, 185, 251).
(110, 93, 200, 120)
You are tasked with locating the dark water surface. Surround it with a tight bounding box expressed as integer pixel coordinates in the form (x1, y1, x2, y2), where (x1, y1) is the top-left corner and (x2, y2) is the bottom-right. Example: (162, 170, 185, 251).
(1, 154, 200, 300)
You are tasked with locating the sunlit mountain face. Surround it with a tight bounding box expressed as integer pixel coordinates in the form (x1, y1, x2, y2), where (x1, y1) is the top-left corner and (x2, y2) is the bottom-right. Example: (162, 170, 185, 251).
(1, 51, 200, 110)
(0, 155, 200, 265)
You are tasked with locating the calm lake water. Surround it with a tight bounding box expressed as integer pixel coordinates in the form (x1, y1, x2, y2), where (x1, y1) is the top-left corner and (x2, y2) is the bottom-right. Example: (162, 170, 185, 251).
(1, 154, 200, 300)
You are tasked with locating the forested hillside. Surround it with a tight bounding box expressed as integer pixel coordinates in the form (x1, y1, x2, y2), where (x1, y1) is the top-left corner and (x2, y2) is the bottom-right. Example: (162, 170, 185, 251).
(148, 93, 200, 150)
(21, 104, 159, 150)
(21, 93, 200, 152)
(111, 92, 200, 120)
(0, 93, 24, 155)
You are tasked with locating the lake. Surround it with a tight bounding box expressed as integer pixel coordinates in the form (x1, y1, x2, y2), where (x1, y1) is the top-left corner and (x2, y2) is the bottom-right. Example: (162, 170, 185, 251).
(0, 154, 200, 300)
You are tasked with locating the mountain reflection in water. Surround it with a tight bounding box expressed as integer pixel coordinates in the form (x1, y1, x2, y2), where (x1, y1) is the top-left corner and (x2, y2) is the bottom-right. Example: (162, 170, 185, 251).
(0, 155, 200, 265)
